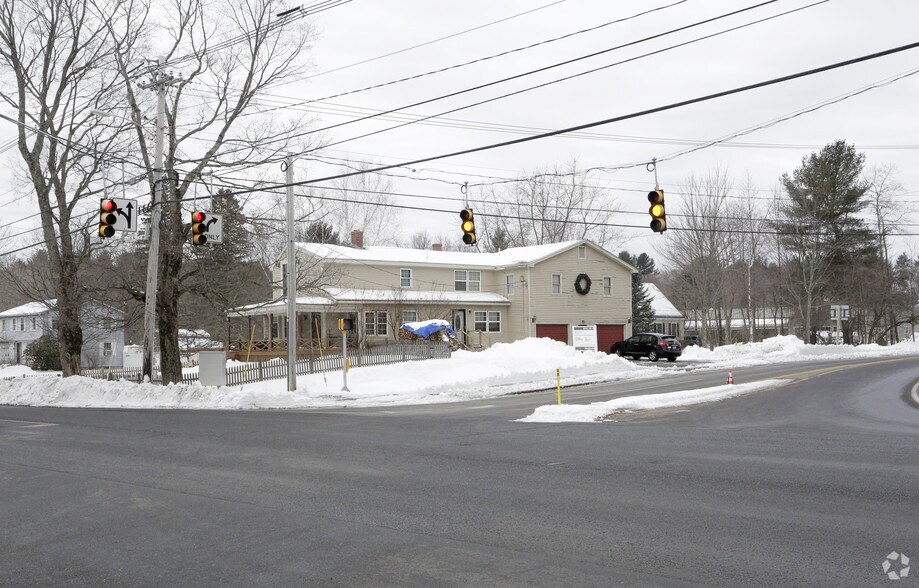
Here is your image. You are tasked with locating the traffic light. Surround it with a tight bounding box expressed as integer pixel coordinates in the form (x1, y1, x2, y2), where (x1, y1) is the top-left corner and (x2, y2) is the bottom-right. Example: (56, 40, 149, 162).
(648, 189, 666, 233)
(99, 198, 118, 238)
(338, 318, 353, 332)
(460, 208, 476, 245)
(191, 211, 208, 246)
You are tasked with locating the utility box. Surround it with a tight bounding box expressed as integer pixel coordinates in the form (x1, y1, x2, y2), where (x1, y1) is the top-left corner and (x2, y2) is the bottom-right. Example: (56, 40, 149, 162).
(198, 351, 227, 387)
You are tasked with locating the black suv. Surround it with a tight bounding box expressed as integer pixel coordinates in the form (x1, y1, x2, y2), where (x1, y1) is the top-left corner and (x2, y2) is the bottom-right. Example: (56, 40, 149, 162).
(610, 333, 682, 362)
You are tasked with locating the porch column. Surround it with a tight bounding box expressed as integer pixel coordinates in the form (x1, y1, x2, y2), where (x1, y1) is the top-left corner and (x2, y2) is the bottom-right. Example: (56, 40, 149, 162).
(320, 311, 328, 350)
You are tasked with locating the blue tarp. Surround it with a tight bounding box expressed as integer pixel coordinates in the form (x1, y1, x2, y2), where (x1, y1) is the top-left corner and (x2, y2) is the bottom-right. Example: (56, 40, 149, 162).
(401, 322, 457, 339)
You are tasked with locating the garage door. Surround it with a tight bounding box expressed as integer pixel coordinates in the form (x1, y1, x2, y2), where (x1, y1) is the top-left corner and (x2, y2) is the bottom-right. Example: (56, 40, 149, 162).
(597, 324, 625, 354)
(536, 324, 569, 344)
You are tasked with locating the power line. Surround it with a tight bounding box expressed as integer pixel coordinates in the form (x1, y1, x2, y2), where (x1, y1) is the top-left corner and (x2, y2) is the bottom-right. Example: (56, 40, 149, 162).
(247, 0, 690, 118)
(212, 39, 919, 200)
(255, 0, 790, 144)
(297, 0, 570, 82)
(197, 0, 824, 162)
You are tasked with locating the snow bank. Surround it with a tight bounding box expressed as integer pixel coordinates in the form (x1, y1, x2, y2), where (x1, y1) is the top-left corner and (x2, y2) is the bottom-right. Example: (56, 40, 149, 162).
(0, 338, 650, 410)
(681, 335, 919, 366)
(519, 379, 788, 423)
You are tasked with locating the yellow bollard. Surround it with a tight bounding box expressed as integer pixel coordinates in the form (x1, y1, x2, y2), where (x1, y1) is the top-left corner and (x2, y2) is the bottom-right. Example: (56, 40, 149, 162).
(557, 368, 561, 405)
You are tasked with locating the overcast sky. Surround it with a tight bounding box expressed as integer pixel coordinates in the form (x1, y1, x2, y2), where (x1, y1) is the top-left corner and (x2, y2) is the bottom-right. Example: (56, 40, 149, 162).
(295, 0, 919, 258)
(1, 0, 917, 263)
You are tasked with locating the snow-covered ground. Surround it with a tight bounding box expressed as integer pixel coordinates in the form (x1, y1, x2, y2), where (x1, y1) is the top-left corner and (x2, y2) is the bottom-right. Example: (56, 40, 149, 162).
(519, 380, 789, 423)
(0, 336, 917, 411)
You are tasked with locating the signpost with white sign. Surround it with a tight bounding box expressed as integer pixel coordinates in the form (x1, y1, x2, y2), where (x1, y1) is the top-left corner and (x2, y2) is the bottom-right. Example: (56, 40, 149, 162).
(111, 198, 138, 232)
(203, 212, 223, 244)
(572, 324, 598, 352)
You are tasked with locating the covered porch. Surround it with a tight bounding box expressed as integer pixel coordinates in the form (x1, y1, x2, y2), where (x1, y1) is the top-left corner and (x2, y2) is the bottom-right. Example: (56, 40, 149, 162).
(226, 288, 511, 360)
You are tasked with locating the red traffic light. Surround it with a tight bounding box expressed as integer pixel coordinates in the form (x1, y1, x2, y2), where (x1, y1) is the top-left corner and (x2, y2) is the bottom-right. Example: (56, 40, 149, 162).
(99, 198, 118, 238)
(191, 211, 208, 246)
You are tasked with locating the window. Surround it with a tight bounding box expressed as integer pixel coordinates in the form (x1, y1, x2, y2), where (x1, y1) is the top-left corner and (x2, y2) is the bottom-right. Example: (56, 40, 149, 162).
(669, 323, 680, 338)
(551, 274, 561, 294)
(653, 323, 665, 334)
(578, 245, 586, 259)
(102, 342, 113, 357)
(103, 317, 112, 330)
(31, 317, 36, 330)
(505, 274, 515, 295)
(454, 270, 481, 292)
(402, 310, 417, 324)
(364, 311, 388, 336)
(400, 268, 412, 288)
(19, 318, 24, 331)
(603, 277, 612, 296)
(473, 311, 501, 332)
(1, 319, 5, 331)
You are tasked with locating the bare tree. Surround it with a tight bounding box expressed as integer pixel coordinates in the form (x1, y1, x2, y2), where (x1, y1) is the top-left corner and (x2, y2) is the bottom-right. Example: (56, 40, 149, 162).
(474, 160, 622, 250)
(661, 168, 736, 345)
(313, 160, 400, 246)
(104, 0, 317, 383)
(0, 0, 128, 374)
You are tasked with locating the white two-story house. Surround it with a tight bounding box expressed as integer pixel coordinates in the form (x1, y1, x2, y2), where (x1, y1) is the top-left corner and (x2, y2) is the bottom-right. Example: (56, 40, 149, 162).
(0, 299, 127, 368)
(227, 231, 636, 357)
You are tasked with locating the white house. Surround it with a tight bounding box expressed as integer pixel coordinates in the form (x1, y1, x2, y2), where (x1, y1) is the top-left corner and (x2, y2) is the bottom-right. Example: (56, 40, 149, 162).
(645, 283, 685, 339)
(227, 234, 637, 358)
(0, 299, 127, 368)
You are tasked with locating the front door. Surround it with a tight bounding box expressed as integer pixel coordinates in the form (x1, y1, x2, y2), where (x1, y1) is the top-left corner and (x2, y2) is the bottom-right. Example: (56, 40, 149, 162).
(452, 309, 466, 345)
(15, 342, 21, 364)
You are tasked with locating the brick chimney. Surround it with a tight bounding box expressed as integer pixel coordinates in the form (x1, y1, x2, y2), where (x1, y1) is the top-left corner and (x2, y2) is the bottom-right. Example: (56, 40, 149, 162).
(350, 230, 364, 249)
(432, 243, 443, 251)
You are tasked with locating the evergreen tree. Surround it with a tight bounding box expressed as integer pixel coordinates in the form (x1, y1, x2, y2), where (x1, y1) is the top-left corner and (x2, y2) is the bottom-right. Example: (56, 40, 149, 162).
(300, 220, 340, 245)
(619, 251, 657, 332)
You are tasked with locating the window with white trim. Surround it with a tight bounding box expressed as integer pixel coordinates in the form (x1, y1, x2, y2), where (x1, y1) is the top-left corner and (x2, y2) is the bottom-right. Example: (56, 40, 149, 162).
(1, 319, 5, 331)
(31, 317, 36, 330)
(505, 274, 515, 295)
(551, 274, 561, 294)
(603, 277, 612, 296)
(102, 341, 113, 357)
(400, 268, 412, 288)
(402, 310, 417, 324)
(19, 318, 24, 331)
(454, 270, 481, 292)
(578, 245, 586, 259)
(364, 311, 388, 336)
(473, 311, 501, 332)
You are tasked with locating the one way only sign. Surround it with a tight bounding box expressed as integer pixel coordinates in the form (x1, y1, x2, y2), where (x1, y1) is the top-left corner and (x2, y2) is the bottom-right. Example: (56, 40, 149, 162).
(110, 198, 138, 232)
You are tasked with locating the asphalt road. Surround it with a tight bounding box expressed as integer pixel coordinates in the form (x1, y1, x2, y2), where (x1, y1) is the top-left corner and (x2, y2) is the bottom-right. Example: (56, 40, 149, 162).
(0, 357, 917, 586)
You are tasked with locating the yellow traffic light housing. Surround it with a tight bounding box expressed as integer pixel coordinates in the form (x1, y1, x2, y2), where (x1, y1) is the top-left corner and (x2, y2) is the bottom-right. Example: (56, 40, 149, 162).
(191, 211, 208, 246)
(648, 189, 666, 233)
(99, 199, 118, 239)
(460, 208, 476, 245)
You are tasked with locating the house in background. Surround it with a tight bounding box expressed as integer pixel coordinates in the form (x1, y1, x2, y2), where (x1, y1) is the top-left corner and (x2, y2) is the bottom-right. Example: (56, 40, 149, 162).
(645, 283, 685, 339)
(0, 299, 127, 367)
(227, 233, 636, 358)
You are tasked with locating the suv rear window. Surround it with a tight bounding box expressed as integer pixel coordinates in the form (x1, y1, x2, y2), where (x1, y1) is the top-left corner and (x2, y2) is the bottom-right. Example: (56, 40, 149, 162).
(663, 336, 678, 343)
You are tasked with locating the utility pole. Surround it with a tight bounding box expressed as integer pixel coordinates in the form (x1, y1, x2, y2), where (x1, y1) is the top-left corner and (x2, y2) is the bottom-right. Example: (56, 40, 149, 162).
(285, 156, 297, 392)
(139, 58, 177, 383)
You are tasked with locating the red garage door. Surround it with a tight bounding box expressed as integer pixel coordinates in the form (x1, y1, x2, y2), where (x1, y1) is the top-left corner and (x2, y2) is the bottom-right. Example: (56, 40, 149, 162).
(597, 324, 625, 354)
(536, 324, 569, 344)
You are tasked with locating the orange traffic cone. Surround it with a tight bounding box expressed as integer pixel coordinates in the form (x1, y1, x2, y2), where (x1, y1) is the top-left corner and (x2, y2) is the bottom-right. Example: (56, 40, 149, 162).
(726, 370, 734, 385)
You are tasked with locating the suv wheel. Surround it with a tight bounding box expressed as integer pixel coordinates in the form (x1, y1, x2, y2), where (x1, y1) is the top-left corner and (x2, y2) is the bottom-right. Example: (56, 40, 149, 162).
(613, 348, 623, 357)
(648, 350, 659, 362)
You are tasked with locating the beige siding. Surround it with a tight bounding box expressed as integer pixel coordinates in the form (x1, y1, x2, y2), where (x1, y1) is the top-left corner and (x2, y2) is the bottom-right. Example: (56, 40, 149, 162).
(528, 245, 632, 338)
(272, 243, 632, 348)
